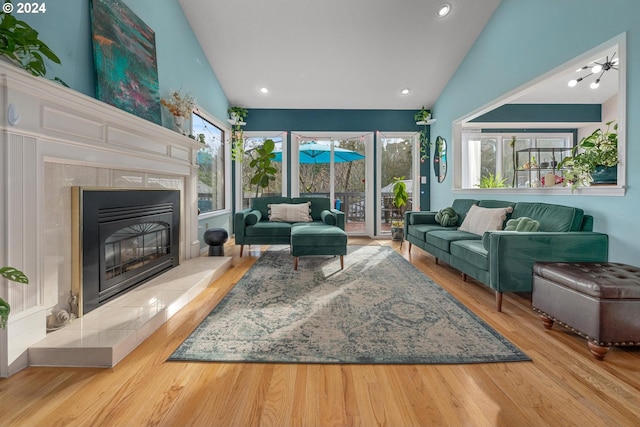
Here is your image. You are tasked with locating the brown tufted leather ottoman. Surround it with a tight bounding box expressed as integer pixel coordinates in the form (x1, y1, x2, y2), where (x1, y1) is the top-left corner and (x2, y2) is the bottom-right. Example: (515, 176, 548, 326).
(532, 262, 640, 360)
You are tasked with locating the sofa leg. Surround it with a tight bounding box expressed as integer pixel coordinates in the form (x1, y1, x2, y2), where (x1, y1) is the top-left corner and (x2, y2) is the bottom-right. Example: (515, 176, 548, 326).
(461, 272, 466, 281)
(495, 292, 503, 312)
(540, 315, 554, 330)
(435, 258, 439, 265)
(340, 255, 344, 270)
(588, 341, 610, 361)
(240, 245, 244, 257)
(408, 242, 412, 252)
(294, 256, 299, 270)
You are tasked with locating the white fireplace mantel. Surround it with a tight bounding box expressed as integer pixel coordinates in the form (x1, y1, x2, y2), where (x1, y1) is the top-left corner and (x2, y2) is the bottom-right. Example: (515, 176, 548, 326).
(0, 62, 204, 376)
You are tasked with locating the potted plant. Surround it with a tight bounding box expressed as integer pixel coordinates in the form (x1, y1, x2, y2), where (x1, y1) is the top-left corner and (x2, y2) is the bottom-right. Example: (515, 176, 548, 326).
(228, 107, 248, 161)
(160, 90, 195, 134)
(0, 6, 61, 77)
(0, 267, 28, 329)
(390, 176, 409, 241)
(559, 121, 618, 189)
(248, 138, 277, 197)
(414, 106, 431, 123)
(228, 107, 248, 124)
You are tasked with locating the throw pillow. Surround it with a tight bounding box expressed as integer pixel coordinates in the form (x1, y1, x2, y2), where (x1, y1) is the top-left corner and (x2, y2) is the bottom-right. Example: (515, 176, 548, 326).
(504, 216, 540, 232)
(268, 202, 312, 223)
(320, 209, 337, 225)
(457, 205, 513, 236)
(435, 207, 458, 227)
(245, 209, 262, 225)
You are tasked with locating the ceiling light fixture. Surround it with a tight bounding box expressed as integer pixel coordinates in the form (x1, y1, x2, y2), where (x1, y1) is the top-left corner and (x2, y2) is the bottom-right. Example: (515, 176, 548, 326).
(400, 88, 411, 95)
(568, 52, 618, 90)
(259, 87, 269, 94)
(436, 3, 451, 17)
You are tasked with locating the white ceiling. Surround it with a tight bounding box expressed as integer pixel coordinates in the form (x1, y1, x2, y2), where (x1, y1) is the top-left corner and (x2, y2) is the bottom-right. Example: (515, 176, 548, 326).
(178, 0, 501, 110)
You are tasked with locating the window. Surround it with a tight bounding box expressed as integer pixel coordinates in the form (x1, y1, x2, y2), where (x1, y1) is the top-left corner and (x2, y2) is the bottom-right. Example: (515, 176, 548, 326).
(193, 112, 225, 213)
(241, 136, 283, 208)
(462, 131, 572, 188)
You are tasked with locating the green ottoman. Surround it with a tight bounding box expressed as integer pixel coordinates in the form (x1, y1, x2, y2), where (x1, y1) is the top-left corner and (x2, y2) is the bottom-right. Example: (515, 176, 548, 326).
(290, 225, 348, 270)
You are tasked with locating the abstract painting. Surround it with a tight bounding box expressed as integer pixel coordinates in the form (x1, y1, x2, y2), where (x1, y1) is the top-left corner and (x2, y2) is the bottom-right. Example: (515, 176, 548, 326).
(90, 0, 162, 124)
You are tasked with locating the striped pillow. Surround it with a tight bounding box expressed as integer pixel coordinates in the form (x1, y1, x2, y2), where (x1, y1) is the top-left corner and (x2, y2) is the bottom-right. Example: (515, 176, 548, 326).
(268, 202, 312, 223)
(458, 205, 513, 236)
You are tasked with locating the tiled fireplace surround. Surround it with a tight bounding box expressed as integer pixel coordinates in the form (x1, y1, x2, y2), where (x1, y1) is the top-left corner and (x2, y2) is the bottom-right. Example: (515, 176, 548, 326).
(0, 64, 230, 376)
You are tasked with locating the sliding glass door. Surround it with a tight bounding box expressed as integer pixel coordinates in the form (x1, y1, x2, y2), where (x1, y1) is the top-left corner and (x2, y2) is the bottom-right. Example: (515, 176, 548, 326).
(295, 136, 367, 235)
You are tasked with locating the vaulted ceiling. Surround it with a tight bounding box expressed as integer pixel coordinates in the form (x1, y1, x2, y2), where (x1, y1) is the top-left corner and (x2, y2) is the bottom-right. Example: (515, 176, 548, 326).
(178, 0, 501, 110)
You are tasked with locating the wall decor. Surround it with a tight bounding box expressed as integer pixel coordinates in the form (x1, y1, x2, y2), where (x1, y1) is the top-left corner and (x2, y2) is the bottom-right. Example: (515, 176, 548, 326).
(434, 136, 447, 183)
(90, 0, 161, 125)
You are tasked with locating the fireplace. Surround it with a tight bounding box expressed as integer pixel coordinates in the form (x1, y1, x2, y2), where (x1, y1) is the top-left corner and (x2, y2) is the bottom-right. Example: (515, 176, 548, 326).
(72, 188, 180, 315)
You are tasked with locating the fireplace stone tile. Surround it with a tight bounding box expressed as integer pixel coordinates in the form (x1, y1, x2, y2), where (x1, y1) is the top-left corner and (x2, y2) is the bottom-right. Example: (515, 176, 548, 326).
(28, 255, 232, 368)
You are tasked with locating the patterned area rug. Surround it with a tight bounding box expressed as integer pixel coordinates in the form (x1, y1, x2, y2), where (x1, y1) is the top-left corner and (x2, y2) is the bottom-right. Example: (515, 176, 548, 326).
(169, 246, 530, 364)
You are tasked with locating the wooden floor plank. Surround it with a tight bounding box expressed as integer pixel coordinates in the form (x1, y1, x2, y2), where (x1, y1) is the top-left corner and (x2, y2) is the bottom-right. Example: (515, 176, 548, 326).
(1, 238, 639, 426)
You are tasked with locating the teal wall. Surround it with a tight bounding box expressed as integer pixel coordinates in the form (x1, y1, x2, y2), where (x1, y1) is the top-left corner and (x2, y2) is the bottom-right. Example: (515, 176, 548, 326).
(21, 0, 229, 123)
(430, 0, 640, 264)
(243, 108, 431, 212)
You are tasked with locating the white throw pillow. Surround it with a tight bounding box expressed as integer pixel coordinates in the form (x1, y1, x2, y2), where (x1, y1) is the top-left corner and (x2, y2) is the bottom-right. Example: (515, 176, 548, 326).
(268, 202, 312, 223)
(458, 205, 513, 236)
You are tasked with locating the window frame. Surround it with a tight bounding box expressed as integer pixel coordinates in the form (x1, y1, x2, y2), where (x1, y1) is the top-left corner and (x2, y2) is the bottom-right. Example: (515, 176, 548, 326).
(452, 33, 626, 196)
(191, 108, 231, 218)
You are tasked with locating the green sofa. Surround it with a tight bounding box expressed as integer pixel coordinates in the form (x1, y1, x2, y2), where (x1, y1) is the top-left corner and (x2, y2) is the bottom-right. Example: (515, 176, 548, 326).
(404, 199, 609, 311)
(234, 196, 345, 257)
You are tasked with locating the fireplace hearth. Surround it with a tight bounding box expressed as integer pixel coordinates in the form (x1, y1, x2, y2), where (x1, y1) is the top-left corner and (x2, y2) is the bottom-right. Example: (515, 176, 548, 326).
(72, 188, 180, 315)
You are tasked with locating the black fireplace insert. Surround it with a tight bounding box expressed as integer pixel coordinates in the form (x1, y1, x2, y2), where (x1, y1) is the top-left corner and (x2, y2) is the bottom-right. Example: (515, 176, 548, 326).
(73, 188, 180, 315)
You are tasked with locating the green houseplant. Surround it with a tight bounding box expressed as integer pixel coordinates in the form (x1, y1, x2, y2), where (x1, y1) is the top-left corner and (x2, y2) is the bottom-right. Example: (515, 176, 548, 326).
(0, 4, 61, 77)
(248, 138, 277, 197)
(0, 267, 28, 329)
(228, 107, 248, 161)
(559, 121, 618, 189)
(390, 176, 409, 241)
(415, 107, 431, 161)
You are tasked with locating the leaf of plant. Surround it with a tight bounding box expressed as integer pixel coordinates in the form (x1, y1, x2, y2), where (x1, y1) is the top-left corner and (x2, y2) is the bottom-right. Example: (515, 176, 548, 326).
(0, 267, 29, 284)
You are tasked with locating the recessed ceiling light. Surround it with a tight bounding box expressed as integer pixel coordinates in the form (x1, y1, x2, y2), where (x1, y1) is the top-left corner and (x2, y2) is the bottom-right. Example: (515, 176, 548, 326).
(437, 3, 451, 17)
(400, 88, 411, 95)
(259, 87, 269, 94)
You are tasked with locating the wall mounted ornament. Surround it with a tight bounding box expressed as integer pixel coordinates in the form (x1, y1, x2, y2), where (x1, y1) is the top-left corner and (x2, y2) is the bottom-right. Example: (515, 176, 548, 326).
(90, 0, 162, 125)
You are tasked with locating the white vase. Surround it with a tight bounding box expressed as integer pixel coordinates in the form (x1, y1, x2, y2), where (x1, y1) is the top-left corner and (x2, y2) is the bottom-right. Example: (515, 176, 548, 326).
(173, 115, 186, 134)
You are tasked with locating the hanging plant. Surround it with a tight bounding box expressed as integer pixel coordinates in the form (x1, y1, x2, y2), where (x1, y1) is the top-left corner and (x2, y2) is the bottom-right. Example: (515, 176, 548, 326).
(228, 107, 248, 161)
(414, 106, 431, 123)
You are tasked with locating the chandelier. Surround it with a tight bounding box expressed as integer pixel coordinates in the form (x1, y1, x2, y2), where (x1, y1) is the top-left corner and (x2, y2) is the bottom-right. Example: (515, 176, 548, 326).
(568, 53, 618, 89)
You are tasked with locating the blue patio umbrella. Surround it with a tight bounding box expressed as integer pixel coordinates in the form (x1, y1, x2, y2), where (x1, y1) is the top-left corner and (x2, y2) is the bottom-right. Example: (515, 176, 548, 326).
(272, 142, 365, 164)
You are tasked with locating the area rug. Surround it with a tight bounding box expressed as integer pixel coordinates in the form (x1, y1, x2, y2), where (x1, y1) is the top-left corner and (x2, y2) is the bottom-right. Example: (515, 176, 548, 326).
(169, 246, 530, 364)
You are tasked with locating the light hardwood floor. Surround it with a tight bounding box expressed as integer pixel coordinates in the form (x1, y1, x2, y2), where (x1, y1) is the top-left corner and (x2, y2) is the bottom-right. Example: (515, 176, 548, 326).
(1, 238, 639, 426)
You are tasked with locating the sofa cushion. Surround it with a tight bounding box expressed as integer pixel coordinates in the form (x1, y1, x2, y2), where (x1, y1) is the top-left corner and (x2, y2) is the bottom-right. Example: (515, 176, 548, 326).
(251, 196, 291, 219)
(408, 224, 454, 241)
(245, 221, 292, 237)
(269, 202, 312, 223)
(245, 209, 262, 225)
(458, 205, 513, 236)
(511, 202, 584, 232)
(292, 197, 332, 220)
(426, 229, 480, 252)
(450, 240, 489, 270)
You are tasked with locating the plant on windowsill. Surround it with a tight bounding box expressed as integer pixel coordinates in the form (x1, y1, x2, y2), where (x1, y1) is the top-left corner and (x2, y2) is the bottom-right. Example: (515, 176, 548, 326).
(0, 267, 29, 329)
(391, 176, 409, 241)
(228, 107, 248, 161)
(558, 120, 618, 190)
(161, 90, 195, 135)
(0, 4, 61, 78)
